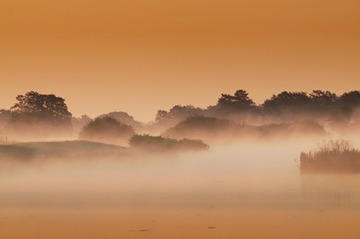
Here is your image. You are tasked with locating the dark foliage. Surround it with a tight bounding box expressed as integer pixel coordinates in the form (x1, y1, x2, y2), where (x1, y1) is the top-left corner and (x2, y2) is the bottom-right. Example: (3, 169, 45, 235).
(10, 91, 72, 123)
(155, 105, 205, 122)
(129, 134, 208, 152)
(215, 89, 257, 115)
(79, 117, 135, 145)
(2, 91, 73, 139)
(309, 90, 338, 108)
(154, 89, 360, 127)
(262, 91, 312, 116)
(338, 91, 360, 108)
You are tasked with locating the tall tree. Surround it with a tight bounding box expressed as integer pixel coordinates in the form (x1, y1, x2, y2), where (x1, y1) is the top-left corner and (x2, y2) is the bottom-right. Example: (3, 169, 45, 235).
(262, 91, 312, 116)
(10, 91, 72, 123)
(309, 90, 337, 107)
(309, 90, 338, 113)
(216, 89, 256, 114)
(339, 91, 360, 108)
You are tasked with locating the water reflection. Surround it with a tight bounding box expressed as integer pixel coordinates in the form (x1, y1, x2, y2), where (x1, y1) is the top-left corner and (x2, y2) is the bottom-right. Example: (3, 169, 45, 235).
(300, 174, 360, 209)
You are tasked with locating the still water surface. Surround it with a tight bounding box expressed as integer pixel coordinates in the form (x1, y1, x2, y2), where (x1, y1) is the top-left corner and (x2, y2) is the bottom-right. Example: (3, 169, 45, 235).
(1, 141, 360, 238)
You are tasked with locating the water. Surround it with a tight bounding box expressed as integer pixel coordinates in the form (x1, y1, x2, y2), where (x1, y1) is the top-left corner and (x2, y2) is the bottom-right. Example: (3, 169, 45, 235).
(1, 140, 360, 238)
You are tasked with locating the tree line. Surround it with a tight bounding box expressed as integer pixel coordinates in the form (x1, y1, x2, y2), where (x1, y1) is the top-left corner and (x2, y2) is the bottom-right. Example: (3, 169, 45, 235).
(1, 89, 360, 141)
(155, 89, 360, 122)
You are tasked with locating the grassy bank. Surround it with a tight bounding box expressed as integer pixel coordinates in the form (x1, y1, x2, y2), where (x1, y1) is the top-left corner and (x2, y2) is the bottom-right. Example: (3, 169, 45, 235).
(0, 140, 127, 160)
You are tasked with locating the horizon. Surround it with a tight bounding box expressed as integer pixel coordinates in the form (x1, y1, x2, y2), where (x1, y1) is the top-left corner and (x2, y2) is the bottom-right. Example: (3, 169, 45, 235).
(1, 88, 359, 122)
(1, 0, 360, 121)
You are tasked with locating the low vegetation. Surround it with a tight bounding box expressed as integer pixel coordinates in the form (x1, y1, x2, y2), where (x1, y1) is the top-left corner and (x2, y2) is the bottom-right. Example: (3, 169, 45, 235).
(79, 117, 135, 145)
(129, 134, 208, 152)
(0, 140, 127, 160)
(300, 140, 360, 173)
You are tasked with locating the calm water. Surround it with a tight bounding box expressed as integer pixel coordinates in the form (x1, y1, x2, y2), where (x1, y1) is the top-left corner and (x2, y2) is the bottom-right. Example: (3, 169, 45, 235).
(1, 141, 360, 238)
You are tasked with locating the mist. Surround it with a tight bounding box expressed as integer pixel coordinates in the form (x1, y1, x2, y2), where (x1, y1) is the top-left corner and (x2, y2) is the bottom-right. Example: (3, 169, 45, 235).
(1, 90, 360, 238)
(2, 137, 360, 238)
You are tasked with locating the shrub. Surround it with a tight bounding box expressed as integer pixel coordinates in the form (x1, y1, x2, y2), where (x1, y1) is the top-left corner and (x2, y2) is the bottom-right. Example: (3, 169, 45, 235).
(129, 134, 208, 152)
(79, 117, 135, 145)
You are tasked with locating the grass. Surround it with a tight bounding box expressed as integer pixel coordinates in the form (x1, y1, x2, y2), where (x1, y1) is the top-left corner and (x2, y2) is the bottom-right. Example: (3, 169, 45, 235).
(0, 140, 127, 160)
(300, 140, 360, 174)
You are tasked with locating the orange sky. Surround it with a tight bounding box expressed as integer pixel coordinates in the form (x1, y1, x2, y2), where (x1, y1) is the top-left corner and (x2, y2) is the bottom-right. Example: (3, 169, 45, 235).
(1, 0, 359, 121)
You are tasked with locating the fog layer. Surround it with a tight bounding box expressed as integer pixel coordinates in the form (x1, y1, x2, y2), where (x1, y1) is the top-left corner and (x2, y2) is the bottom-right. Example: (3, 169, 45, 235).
(1, 139, 360, 238)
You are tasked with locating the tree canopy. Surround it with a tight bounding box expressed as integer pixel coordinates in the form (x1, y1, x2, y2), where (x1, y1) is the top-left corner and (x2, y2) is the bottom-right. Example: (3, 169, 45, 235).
(79, 116, 135, 145)
(10, 91, 72, 123)
(215, 89, 256, 114)
(155, 105, 204, 122)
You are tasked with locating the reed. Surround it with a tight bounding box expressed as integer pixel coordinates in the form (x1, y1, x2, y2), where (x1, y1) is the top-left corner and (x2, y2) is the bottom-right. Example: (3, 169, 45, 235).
(300, 140, 360, 173)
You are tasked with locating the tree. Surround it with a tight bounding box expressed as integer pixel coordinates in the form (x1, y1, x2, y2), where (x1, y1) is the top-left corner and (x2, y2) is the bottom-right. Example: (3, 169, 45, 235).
(79, 116, 135, 145)
(10, 91, 72, 123)
(155, 105, 204, 122)
(3, 91, 73, 139)
(262, 91, 312, 116)
(338, 91, 360, 108)
(217, 90, 255, 108)
(309, 90, 338, 107)
(215, 89, 256, 115)
(98, 111, 142, 129)
(308, 90, 338, 115)
(155, 110, 170, 121)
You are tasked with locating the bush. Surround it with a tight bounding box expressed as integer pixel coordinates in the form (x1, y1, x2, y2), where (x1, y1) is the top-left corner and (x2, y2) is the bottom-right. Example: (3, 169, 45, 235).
(300, 140, 360, 173)
(129, 134, 208, 152)
(79, 117, 135, 145)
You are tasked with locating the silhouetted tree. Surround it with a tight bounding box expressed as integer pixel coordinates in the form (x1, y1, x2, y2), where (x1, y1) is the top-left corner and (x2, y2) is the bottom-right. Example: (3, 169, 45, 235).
(155, 105, 204, 122)
(262, 91, 312, 116)
(310, 90, 338, 107)
(307, 90, 339, 115)
(217, 90, 255, 108)
(155, 110, 170, 121)
(338, 91, 360, 108)
(10, 91, 72, 123)
(79, 116, 135, 145)
(3, 91, 73, 139)
(213, 89, 257, 116)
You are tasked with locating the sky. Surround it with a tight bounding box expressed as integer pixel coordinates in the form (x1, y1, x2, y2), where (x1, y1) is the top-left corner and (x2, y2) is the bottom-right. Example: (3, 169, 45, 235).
(1, 0, 360, 122)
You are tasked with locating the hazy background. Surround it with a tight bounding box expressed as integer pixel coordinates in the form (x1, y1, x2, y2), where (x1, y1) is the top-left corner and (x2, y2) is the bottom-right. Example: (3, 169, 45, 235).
(1, 0, 360, 121)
